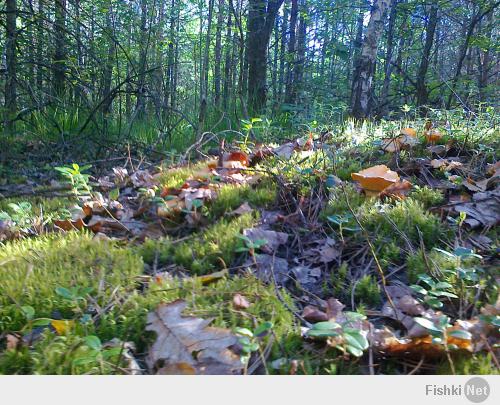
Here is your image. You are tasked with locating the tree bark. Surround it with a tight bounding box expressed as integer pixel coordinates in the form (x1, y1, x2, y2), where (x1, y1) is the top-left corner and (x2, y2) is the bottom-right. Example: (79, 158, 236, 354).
(246, 0, 285, 114)
(415, 3, 438, 112)
(5, 0, 17, 133)
(350, 0, 391, 120)
(53, 0, 67, 99)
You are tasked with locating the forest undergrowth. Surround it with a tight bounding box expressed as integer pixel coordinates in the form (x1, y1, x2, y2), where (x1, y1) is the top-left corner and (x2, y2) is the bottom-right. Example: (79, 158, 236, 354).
(0, 110, 498, 375)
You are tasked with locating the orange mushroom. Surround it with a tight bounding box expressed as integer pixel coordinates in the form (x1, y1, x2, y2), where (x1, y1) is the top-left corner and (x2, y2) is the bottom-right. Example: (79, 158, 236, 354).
(351, 165, 400, 192)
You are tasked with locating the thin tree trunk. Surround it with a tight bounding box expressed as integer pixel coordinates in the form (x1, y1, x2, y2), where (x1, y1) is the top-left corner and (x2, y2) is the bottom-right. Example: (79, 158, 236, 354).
(53, 0, 67, 99)
(379, 0, 399, 117)
(5, 0, 17, 133)
(284, 0, 298, 103)
(246, 0, 284, 114)
(415, 3, 438, 112)
(350, 0, 391, 119)
(214, 0, 224, 107)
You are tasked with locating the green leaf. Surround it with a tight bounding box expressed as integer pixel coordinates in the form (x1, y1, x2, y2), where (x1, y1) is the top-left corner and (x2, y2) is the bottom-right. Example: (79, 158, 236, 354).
(343, 328, 369, 352)
(344, 312, 367, 322)
(448, 329, 472, 340)
(85, 335, 102, 351)
(21, 305, 35, 321)
(434, 282, 453, 290)
(424, 296, 444, 308)
(254, 322, 273, 336)
(109, 188, 120, 201)
(32, 318, 52, 327)
(55, 286, 74, 300)
(413, 317, 442, 333)
(234, 327, 253, 338)
(410, 285, 428, 295)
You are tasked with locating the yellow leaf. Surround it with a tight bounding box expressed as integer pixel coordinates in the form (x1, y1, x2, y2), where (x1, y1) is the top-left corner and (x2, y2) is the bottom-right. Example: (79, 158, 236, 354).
(51, 319, 75, 335)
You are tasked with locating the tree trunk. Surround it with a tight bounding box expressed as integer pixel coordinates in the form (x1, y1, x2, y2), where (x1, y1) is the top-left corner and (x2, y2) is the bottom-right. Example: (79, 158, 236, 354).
(284, 0, 298, 104)
(350, 0, 391, 120)
(214, 0, 224, 107)
(477, 10, 494, 103)
(5, 0, 17, 133)
(246, 0, 284, 114)
(379, 0, 399, 117)
(135, 0, 148, 119)
(415, 3, 438, 112)
(446, 2, 500, 109)
(53, 0, 67, 99)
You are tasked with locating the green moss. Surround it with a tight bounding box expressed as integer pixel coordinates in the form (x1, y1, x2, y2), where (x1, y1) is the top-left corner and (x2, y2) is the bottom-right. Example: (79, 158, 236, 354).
(410, 186, 444, 209)
(353, 275, 381, 307)
(173, 212, 256, 274)
(157, 161, 211, 189)
(321, 184, 365, 220)
(360, 199, 445, 252)
(209, 182, 276, 218)
(0, 232, 143, 332)
(0, 196, 73, 214)
(138, 212, 257, 274)
(103, 274, 297, 354)
(438, 354, 500, 375)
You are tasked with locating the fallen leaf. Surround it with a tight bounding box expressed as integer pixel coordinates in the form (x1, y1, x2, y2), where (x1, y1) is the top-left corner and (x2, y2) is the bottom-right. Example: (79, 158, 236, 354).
(302, 306, 329, 323)
(245, 254, 290, 284)
(452, 186, 500, 228)
(379, 179, 412, 200)
(51, 319, 75, 335)
(146, 300, 243, 375)
(197, 269, 228, 285)
(351, 165, 400, 192)
(243, 227, 288, 254)
(230, 202, 253, 216)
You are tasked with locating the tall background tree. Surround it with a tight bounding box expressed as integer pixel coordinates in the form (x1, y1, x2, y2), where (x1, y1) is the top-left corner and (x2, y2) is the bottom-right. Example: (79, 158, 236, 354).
(0, 0, 498, 145)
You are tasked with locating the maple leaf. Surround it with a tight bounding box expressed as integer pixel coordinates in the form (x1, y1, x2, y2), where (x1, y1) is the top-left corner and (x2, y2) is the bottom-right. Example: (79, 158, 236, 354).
(146, 300, 243, 375)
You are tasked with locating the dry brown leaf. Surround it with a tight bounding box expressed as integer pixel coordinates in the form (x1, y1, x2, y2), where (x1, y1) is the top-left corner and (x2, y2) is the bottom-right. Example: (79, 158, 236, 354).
(243, 227, 288, 254)
(146, 300, 243, 375)
(351, 165, 400, 192)
(452, 186, 500, 228)
(379, 179, 412, 200)
(230, 202, 253, 216)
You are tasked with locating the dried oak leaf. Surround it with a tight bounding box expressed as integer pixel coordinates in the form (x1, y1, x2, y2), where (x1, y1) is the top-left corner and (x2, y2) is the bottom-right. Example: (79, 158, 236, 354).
(452, 186, 500, 228)
(146, 300, 243, 375)
(243, 227, 288, 254)
(351, 165, 400, 192)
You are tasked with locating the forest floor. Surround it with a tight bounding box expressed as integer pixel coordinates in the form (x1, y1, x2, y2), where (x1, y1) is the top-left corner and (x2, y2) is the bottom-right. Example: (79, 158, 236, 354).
(0, 114, 499, 375)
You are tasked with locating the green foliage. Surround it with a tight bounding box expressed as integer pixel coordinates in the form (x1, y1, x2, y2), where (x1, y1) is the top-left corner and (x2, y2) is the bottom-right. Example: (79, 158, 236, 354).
(54, 163, 92, 196)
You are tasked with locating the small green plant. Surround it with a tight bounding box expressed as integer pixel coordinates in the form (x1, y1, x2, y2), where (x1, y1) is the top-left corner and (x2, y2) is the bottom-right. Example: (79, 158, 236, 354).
(410, 274, 458, 309)
(306, 312, 369, 357)
(413, 315, 472, 347)
(235, 234, 267, 255)
(55, 163, 92, 196)
(71, 335, 123, 371)
(0, 202, 34, 231)
(234, 322, 274, 366)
